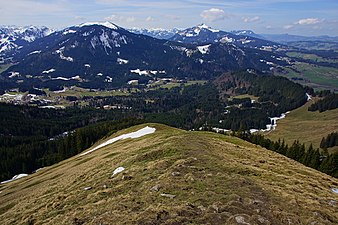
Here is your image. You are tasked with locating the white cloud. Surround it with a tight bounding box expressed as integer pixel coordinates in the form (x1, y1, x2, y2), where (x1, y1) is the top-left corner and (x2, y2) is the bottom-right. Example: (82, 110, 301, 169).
(200, 8, 228, 22)
(242, 16, 260, 23)
(146, 16, 155, 22)
(296, 18, 321, 25)
(105, 15, 135, 23)
(284, 25, 294, 29)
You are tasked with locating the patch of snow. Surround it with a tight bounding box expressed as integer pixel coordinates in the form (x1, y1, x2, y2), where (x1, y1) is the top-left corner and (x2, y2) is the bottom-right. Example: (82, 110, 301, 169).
(80, 126, 156, 156)
(198, 24, 209, 29)
(246, 69, 255, 74)
(130, 69, 149, 75)
(127, 80, 138, 85)
(241, 39, 252, 44)
(212, 127, 230, 133)
(39, 106, 56, 109)
(55, 47, 73, 62)
(198, 24, 219, 32)
(78, 22, 118, 30)
(60, 55, 73, 62)
(306, 93, 312, 101)
(112, 167, 125, 176)
(63, 29, 76, 35)
(42, 68, 56, 74)
(28, 50, 41, 55)
(100, 30, 112, 53)
(250, 129, 259, 133)
(1, 173, 28, 184)
(332, 188, 338, 194)
(249, 111, 290, 133)
(9, 72, 20, 78)
(220, 36, 234, 43)
(71, 75, 81, 80)
(2, 93, 17, 97)
(105, 76, 113, 83)
(117, 58, 129, 64)
(51, 77, 70, 81)
(197, 44, 211, 54)
(161, 78, 173, 82)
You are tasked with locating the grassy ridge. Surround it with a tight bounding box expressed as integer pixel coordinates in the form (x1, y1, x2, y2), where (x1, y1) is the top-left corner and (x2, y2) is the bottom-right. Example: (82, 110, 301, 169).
(0, 124, 337, 224)
(267, 99, 338, 153)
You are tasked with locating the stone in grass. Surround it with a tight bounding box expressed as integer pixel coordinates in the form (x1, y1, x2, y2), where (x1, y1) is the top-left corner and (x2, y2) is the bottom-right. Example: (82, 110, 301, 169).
(235, 215, 250, 225)
(171, 172, 181, 176)
(160, 193, 176, 199)
(150, 184, 160, 192)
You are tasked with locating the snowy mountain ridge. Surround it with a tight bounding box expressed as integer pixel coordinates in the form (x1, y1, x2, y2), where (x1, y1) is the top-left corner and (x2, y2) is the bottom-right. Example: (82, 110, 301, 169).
(0, 25, 52, 57)
(127, 27, 181, 40)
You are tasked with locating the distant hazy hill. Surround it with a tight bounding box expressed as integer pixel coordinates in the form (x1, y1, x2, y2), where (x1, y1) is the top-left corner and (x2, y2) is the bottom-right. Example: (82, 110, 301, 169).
(0, 123, 337, 224)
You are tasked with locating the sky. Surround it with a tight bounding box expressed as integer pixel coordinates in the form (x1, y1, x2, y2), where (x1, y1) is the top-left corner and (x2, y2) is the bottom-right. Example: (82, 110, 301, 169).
(1, 0, 338, 36)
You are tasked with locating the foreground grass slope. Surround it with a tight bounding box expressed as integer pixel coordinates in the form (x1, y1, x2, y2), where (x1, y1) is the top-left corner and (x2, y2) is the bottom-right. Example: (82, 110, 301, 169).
(267, 99, 338, 152)
(0, 124, 337, 224)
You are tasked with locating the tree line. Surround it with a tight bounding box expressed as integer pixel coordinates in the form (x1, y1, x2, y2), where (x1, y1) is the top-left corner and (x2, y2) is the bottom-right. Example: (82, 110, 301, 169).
(308, 93, 338, 112)
(235, 132, 338, 178)
(202, 126, 337, 178)
(0, 118, 143, 181)
(320, 132, 338, 149)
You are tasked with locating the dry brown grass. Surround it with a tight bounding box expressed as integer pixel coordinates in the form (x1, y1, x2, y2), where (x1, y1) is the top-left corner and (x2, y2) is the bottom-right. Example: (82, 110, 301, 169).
(0, 123, 337, 225)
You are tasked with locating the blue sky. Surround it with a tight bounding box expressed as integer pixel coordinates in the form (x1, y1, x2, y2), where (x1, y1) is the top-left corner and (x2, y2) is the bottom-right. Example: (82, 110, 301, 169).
(1, 0, 338, 36)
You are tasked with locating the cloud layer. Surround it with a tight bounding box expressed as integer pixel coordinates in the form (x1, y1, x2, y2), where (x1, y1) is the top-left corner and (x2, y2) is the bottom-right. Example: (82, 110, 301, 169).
(200, 8, 228, 22)
(296, 18, 321, 25)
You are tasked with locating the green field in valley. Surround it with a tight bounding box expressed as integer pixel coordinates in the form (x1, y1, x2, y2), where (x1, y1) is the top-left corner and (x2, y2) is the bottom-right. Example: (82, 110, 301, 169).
(276, 62, 338, 91)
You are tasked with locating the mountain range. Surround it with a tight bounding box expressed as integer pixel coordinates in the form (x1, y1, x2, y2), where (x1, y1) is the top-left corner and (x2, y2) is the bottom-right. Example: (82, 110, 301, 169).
(2, 23, 338, 61)
(0, 22, 291, 90)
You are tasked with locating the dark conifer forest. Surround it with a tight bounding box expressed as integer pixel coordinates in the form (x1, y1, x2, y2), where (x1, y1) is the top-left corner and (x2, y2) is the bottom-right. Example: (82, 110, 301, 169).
(0, 71, 337, 180)
(308, 93, 338, 112)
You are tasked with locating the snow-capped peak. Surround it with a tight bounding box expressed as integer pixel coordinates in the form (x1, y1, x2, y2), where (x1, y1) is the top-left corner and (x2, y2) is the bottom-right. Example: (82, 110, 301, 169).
(231, 30, 255, 35)
(198, 24, 209, 29)
(177, 24, 220, 37)
(77, 21, 119, 30)
(0, 25, 53, 56)
(197, 24, 219, 33)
